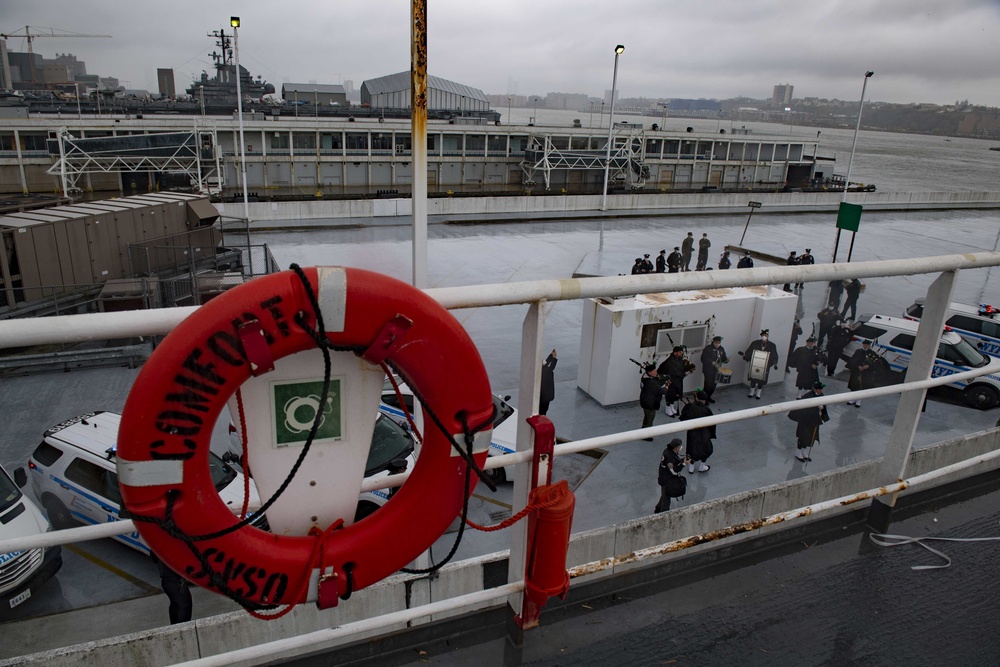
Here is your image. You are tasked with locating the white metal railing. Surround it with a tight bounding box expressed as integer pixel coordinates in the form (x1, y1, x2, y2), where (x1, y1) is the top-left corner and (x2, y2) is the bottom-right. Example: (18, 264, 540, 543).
(3, 252, 1000, 665)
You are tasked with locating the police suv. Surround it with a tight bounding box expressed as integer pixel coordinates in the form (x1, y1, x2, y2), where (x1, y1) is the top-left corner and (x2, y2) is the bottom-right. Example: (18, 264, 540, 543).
(905, 299, 1000, 358)
(846, 314, 1000, 409)
(0, 464, 61, 614)
(28, 412, 264, 554)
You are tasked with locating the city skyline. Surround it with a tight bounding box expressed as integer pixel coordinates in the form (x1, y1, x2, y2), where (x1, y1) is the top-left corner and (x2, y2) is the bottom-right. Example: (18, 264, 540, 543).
(3, 0, 999, 107)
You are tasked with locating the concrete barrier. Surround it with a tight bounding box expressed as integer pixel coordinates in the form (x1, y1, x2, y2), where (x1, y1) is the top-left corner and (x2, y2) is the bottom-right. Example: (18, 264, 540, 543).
(6, 428, 998, 666)
(224, 191, 1000, 225)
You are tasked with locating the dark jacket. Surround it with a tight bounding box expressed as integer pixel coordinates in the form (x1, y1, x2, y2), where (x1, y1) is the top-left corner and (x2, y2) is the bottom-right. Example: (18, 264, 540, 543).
(718, 254, 732, 270)
(790, 345, 824, 390)
(540, 352, 557, 403)
(737, 256, 754, 269)
(667, 251, 682, 272)
(658, 354, 689, 386)
(639, 374, 670, 410)
(700, 344, 728, 378)
(788, 391, 829, 446)
(655, 254, 666, 273)
(680, 401, 715, 461)
(845, 279, 862, 300)
(848, 348, 881, 391)
(827, 326, 853, 361)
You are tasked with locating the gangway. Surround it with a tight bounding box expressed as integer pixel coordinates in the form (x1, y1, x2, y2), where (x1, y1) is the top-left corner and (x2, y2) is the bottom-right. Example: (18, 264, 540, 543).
(46, 128, 223, 198)
(520, 123, 649, 190)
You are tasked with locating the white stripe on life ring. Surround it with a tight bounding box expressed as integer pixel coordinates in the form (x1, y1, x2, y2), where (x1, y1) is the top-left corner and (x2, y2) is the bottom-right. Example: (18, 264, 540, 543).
(452, 430, 492, 456)
(317, 267, 347, 333)
(117, 458, 185, 487)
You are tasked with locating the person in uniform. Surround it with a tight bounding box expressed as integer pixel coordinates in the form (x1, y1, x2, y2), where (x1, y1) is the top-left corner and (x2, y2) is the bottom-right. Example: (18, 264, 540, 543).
(631, 258, 644, 275)
(680, 391, 715, 472)
(816, 305, 840, 348)
(539, 349, 557, 416)
(641, 253, 654, 273)
(796, 248, 815, 288)
(782, 251, 799, 291)
(742, 329, 779, 399)
(667, 247, 682, 273)
(825, 320, 853, 377)
(788, 381, 829, 462)
(847, 339, 880, 407)
(700, 335, 728, 403)
(696, 233, 711, 271)
(737, 251, 754, 269)
(655, 249, 667, 273)
(639, 364, 670, 439)
(654, 438, 687, 513)
(681, 232, 695, 271)
(718, 250, 732, 270)
(658, 346, 693, 416)
(828, 279, 845, 309)
(790, 337, 825, 398)
(841, 278, 862, 321)
(785, 318, 803, 373)
(150, 552, 193, 624)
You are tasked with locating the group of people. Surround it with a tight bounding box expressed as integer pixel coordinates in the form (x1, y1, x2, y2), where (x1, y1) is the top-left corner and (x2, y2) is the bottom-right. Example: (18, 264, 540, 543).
(631, 231, 715, 275)
(782, 248, 816, 291)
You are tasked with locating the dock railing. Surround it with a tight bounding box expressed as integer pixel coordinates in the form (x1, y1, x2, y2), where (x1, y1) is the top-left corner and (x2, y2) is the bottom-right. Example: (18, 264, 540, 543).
(3, 253, 1000, 665)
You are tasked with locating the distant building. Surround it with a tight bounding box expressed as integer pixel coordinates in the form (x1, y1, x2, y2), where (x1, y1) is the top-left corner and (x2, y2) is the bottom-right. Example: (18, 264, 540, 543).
(39, 63, 71, 84)
(361, 72, 488, 112)
(773, 84, 793, 106)
(100, 77, 120, 91)
(604, 88, 619, 105)
(7, 51, 42, 83)
(157, 68, 176, 98)
(281, 83, 347, 106)
(545, 92, 589, 110)
(50, 53, 86, 79)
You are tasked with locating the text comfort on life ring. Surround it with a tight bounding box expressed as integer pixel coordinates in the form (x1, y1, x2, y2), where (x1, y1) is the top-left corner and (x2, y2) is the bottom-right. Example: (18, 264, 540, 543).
(116, 267, 494, 608)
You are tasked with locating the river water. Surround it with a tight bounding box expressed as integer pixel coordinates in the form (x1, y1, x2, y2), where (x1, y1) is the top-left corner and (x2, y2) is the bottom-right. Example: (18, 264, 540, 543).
(503, 107, 1000, 193)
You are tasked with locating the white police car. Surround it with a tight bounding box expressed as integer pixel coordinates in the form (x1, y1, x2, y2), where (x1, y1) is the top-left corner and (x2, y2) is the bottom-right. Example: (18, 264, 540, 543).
(845, 314, 1000, 409)
(28, 412, 264, 554)
(905, 299, 1000, 358)
(379, 377, 518, 483)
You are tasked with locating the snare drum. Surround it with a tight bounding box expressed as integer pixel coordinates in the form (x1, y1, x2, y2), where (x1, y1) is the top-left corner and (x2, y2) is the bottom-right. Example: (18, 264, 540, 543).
(717, 367, 733, 385)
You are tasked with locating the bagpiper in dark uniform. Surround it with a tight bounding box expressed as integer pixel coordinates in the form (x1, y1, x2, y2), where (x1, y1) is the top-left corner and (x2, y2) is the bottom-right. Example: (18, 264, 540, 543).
(788, 381, 829, 462)
(846, 339, 880, 408)
(790, 337, 825, 398)
(825, 320, 853, 376)
(742, 329, 779, 399)
(700, 335, 728, 402)
(680, 391, 715, 472)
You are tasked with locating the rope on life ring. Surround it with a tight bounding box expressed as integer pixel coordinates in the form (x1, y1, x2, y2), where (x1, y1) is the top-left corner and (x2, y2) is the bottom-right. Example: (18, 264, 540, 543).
(116, 265, 495, 613)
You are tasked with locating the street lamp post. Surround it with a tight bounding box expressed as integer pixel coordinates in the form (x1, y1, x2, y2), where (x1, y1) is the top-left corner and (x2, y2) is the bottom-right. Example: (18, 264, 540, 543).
(833, 70, 874, 263)
(600, 44, 625, 229)
(507, 96, 512, 125)
(75, 83, 81, 119)
(231, 16, 253, 276)
(314, 89, 318, 117)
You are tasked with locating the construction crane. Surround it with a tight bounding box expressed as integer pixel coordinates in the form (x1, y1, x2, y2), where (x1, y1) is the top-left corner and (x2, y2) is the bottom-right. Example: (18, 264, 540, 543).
(0, 26, 112, 84)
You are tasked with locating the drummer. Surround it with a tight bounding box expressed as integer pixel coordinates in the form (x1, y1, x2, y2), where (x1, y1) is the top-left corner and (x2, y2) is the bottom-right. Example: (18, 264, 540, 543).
(700, 335, 729, 403)
(742, 329, 780, 400)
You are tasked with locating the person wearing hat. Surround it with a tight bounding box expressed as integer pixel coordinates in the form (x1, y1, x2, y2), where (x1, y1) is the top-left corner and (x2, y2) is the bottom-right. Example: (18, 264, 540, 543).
(782, 250, 800, 291)
(641, 253, 654, 273)
(654, 438, 688, 513)
(790, 336, 826, 398)
(680, 390, 715, 472)
(538, 349, 557, 416)
(681, 232, 695, 271)
(797, 248, 815, 289)
(700, 335, 729, 403)
(667, 247, 682, 273)
(816, 305, 840, 348)
(737, 251, 754, 269)
(788, 381, 830, 461)
(825, 319, 853, 377)
(841, 278, 863, 321)
(742, 330, 779, 399)
(847, 339, 880, 407)
(658, 346, 694, 417)
(718, 250, 732, 270)
(639, 364, 671, 439)
(631, 258, 644, 275)
(696, 233, 712, 271)
(655, 249, 667, 273)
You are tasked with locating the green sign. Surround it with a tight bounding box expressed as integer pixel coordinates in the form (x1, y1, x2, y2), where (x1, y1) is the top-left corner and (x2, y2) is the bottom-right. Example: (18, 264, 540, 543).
(271, 378, 342, 447)
(836, 202, 863, 232)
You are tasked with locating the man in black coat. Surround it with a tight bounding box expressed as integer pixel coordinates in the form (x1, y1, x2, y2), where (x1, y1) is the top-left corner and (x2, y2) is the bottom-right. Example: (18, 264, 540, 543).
(654, 438, 687, 513)
(825, 320, 853, 376)
(667, 247, 682, 273)
(539, 349, 557, 415)
(696, 233, 711, 271)
(790, 337, 824, 398)
(658, 346, 693, 416)
(655, 250, 667, 273)
(631, 258, 644, 275)
(681, 232, 694, 271)
(788, 381, 829, 462)
(828, 279, 845, 309)
(151, 552, 193, 624)
(782, 251, 799, 291)
(737, 252, 754, 269)
(639, 365, 670, 439)
(680, 391, 715, 472)
(641, 253, 654, 273)
(846, 339, 880, 408)
(718, 250, 732, 270)
(742, 330, 779, 399)
(700, 335, 728, 402)
(785, 318, 803, 373)
(841, 279, 862, 320)
(816, 306, 840, 348)
(796, 248, 815, 288)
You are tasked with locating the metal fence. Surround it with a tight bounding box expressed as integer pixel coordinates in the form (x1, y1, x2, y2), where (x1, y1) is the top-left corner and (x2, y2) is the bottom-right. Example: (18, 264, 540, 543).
(126, 227, 277, 282)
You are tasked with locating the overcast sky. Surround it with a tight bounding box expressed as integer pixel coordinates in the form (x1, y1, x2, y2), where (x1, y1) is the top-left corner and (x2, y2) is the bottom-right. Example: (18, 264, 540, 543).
(3, 0, 999, 106)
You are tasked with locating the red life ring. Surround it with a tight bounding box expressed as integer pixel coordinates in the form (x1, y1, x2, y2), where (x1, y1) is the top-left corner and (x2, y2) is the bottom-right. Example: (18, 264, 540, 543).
(116, 267, 494, 608)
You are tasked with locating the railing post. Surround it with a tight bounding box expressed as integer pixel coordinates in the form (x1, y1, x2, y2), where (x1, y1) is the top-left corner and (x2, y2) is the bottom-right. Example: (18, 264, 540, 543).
(868, 269, 957, 531)
(505, 299, 546, 665)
